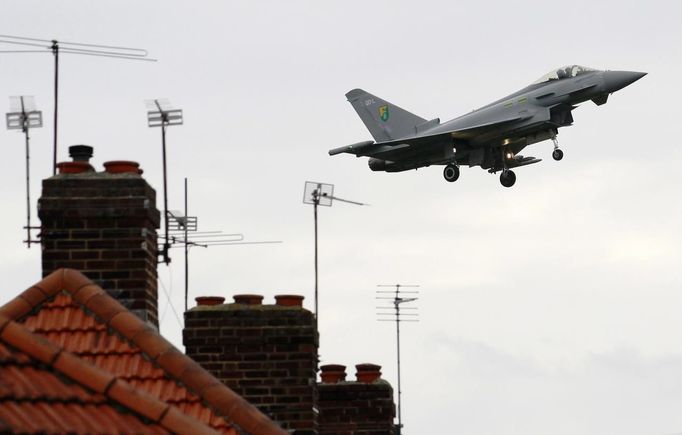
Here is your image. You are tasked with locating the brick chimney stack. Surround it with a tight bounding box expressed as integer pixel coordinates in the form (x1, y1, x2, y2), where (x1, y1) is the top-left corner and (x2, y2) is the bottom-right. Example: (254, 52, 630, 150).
(38, 146, 161, 326)
(184, 293, 319, 434)
(318, 363, 396, 434)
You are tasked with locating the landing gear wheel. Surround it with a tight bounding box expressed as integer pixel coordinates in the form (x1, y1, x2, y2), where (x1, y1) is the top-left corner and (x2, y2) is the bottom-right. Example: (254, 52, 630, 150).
(500, 170, 516, 188)
(552, 149, 564, 161)
(443, 164, 460, 182)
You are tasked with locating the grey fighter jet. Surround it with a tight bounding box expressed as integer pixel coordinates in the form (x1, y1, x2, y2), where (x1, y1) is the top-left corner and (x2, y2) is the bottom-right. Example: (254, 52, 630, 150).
(329, 66, 646, 187)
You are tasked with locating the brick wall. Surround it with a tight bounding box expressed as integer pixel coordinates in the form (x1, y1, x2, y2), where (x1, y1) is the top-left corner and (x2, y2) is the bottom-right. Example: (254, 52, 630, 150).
(184, 294, 318, 434)
(318, 364, 396, 435)
(38, 156, 161, 326)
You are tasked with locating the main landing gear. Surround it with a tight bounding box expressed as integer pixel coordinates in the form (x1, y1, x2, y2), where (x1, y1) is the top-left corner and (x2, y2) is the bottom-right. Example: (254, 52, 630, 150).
(552, 135, 563, 161)
(499, 169, 516, 187)
(443, 164, 460, 182)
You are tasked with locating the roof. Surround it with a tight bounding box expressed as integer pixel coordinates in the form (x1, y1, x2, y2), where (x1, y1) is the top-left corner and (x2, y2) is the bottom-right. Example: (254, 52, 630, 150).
(0, 313, 211, 434)
(0, 268, 286, 435)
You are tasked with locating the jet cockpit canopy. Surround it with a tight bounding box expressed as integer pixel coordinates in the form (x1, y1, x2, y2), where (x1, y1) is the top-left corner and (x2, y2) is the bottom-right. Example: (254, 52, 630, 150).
(532, 65, 599, 84)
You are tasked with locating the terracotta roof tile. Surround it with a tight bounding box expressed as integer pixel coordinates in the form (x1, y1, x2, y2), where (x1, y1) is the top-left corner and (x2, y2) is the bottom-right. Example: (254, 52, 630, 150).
(42, 330, 135, 354)
(128, 378, 200, 402)
(25, 307, 105, 333)
(0, 402, 169, 434)
(108, 378, 169, 421)
(110, 310, 146, 339)
(131, 326, 173, 359)
(0, 340, 169, 434)
(81, 354, 166, 379)
(19, 284, 49, 307)
(52, 351, 115, 394)
(0, 269, 284, 435)
(0, 364, 94, 402)
(1, 318, 61, 364)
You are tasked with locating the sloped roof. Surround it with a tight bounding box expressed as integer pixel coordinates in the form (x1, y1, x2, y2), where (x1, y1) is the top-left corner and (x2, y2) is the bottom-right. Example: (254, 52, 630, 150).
(0, 268, 286, 435)
(0, 313, 213, 434)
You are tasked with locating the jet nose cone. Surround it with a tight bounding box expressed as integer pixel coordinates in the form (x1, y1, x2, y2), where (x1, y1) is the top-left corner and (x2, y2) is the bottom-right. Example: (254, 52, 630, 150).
(603, 70, 647, 93)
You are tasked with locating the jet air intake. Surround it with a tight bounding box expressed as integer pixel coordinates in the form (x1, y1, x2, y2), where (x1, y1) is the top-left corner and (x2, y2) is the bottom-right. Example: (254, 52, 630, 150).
(368, 158, 389, 171)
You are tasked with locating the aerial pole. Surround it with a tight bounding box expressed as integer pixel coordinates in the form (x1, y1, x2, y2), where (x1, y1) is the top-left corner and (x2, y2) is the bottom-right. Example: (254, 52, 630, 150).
(377, 284, 419, 435)
(146, 99, 183, 265)
(23, 108, 31, 243)
(6, 96, 43, 247)
(164, 193, 282, 311)
(313, 188, 319, 323)
(161, 116, 170, 264)
(395, 285, 402, 432)
(303, 181, 367, 326)
(184, 177, 189, 311)
(51, 40, 58, 175)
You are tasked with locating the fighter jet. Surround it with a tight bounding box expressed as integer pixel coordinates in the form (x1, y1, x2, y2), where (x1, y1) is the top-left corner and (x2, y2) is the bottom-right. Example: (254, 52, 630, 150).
(329, 66, 646, 187)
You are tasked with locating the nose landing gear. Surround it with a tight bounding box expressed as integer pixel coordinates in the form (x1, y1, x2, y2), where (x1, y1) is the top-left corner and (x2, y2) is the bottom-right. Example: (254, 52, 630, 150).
(551, 134, 563, 161)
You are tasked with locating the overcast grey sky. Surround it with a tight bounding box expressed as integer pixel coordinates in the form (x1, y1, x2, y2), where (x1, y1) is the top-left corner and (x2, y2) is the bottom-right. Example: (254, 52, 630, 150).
(1, 1, 681, 434)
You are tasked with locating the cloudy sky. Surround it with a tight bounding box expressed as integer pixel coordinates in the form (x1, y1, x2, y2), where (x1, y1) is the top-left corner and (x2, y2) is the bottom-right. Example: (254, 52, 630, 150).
(1, 1, 681, 434)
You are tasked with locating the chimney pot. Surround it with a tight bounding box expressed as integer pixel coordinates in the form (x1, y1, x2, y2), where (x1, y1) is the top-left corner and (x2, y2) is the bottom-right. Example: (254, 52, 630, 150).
(355, 363, 382, 383)
(56, 161, 92, 174)
(68, 145, 94, 162)
(233, 294, 263, 305)
(103, 160, 143, 175)
(320, 364, 347, 383)
(274, 294, 304, 307)
(195, 296, 225, 306)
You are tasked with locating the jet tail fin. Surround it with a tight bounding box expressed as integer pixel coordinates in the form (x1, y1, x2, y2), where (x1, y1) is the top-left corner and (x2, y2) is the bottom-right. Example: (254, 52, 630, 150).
(346, 89, 427, 142)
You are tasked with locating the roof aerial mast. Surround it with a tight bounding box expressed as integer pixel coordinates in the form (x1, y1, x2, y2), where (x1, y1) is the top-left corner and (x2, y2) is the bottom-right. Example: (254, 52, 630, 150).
(0, 34, 156, 175)
(376, 284, 420, 435)
(146, 99, 183, 265)
(5, 96, 43, 247)
(303, 181, 367, 326)
(165, 178, 283, 311)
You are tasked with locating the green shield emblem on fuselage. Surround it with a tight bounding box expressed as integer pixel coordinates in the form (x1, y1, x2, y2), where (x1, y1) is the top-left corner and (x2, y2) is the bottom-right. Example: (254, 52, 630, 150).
(379, 105, 389, 122)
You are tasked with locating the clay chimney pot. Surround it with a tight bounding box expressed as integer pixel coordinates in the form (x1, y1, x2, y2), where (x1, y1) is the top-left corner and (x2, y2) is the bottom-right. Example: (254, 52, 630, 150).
(355, 363, 382, 383)
(233, 294, 264, 305)
(274, 295, 304, 307)
(103, 160, 143, 175)
(195, 296, 225, 306)
(320, 364, 347, 383)
(57, 161, 92, 174)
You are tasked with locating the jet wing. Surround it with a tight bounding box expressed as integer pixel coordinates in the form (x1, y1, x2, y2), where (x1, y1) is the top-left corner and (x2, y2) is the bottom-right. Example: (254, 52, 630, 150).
(329, 140, 420, 161)
(329, 112, 537, 160)
(447, 114, 532, 139)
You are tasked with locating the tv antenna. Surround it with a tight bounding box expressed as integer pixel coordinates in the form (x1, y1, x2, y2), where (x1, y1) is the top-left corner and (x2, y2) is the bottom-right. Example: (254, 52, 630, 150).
(303, 181, 367, 323)
(0, 34, 156, 175)
(6, 96, 43, 247)
(376, 284, 420, 435)
(146, 98, 183, 265)
(165, 178, 282, 311)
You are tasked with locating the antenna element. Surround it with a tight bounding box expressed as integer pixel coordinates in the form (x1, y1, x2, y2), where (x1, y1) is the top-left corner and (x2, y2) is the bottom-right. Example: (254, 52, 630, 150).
(146, 99, 183, 265)
(303, 181, 367, 325)
(6, 96, 43, 246)
(0, 34, 156, 175)
(376, 284, 420, 435)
